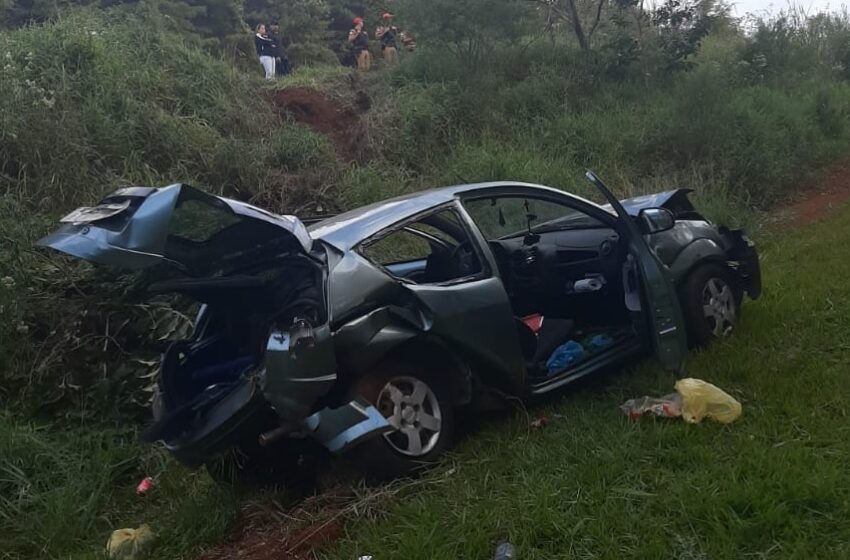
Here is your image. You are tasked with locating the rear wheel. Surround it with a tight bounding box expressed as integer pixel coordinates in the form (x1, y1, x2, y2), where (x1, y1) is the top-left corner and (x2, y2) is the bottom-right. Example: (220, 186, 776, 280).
(681, 264, 740, 347)
(349, 364, 455, 481)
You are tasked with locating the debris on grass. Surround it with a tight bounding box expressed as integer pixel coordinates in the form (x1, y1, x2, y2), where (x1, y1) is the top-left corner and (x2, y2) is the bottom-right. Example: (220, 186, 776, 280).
(135, 476, 154, 495)
(529, 416, 548, 430)
(621, 378, 742, 424)
(106, 524, 155, 560)
(676, 378, 742, 424)
(620, 393, 683, 421)
(493, 541, 517, 559)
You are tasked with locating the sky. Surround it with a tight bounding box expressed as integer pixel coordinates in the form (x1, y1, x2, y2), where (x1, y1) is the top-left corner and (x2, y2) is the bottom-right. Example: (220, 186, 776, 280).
(730, 0, 847, 16)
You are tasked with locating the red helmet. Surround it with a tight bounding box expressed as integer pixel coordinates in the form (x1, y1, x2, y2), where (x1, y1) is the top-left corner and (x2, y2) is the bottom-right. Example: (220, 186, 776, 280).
(381, 12, 393, 19)
(352, 16, 363, 25)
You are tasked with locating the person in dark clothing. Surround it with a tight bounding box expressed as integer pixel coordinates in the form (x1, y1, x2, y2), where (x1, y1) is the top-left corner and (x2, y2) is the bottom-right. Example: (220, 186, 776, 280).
(375, 12, 398, 64)
(348, 16, 370, 71)
(254, 24, 276, 79)
(268, 23, 292, 76)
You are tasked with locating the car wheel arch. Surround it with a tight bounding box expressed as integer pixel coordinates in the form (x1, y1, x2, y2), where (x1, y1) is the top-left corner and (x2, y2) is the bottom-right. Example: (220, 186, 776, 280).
(668, 238, 730, 285)
(675, 255, 743, 301)
(353, 336, 473, 408)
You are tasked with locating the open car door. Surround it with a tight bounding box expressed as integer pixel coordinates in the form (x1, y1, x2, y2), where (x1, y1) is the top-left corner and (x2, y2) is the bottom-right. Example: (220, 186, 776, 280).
(585, 171, 687, 372)
(38, 184, 312, 276)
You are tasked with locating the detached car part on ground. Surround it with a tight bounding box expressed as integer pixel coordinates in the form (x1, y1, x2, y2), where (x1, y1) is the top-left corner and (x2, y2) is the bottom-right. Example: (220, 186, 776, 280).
(39, 173, 760, 481)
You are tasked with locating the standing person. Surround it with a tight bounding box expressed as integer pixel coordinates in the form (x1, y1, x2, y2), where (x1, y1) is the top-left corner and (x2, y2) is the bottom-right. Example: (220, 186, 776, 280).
(348, 17, 371, 72)
(255, 24, 276, 80)
(400, 30, 416, 53)
(268, 23, 292, 76)
(375, 12, 398, 64)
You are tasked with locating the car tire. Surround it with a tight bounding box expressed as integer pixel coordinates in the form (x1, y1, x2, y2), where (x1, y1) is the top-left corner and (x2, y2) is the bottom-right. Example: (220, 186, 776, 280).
(680, 263, 741, 347)
(349, 363, 455, 481)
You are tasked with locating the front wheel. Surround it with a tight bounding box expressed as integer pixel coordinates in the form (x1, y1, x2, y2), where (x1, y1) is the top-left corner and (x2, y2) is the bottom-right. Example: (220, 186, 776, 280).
(680, 264, 741, 347)
(349, 364, 455, 481)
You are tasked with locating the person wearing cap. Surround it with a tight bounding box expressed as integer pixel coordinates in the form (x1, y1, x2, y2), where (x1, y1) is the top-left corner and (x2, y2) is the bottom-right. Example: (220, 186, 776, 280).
(375, 12, 398, 64)
(254, 23, 276, 79)
(348, 17, 371, 71)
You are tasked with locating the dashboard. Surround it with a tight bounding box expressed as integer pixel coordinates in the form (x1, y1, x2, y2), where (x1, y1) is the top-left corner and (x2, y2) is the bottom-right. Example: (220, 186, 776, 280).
(488, 226, 627, 323)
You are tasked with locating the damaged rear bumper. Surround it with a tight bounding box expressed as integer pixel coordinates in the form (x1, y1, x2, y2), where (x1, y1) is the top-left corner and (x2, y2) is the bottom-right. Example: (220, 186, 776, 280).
(161, 382, 391, 468)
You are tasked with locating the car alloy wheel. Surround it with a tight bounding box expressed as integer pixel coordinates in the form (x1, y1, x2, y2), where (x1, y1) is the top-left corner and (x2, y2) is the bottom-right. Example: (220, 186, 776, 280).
(376, 375, 442, 457)
(702, 277, 736, 337)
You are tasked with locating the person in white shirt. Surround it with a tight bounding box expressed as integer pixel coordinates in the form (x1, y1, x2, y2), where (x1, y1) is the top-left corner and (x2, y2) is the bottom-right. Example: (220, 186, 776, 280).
(254, 24, 276, 80)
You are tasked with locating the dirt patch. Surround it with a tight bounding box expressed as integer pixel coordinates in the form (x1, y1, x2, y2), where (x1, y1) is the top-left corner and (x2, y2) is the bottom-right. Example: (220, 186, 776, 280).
(772, 162, 850, 229)
(268, 87, 366, 162)
(195, 518, 344, 560)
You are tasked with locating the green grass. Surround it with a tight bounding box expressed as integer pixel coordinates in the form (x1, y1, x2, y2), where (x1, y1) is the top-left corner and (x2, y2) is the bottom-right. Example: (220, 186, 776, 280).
(319, 201, 850, 559)
(4, 196, 847, 560)
(0, 417, 241, 559)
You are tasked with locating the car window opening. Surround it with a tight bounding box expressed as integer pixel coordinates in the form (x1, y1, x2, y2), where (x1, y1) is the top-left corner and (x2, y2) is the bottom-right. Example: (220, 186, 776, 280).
(464, 195, 639, 385)
(360, 208, 484, 285)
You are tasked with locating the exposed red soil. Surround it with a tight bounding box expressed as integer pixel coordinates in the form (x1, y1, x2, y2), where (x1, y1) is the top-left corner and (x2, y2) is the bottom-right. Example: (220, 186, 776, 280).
(772, 162, 850, 229)
(196, 507, 345, 560)
(268, 87, 366, 162)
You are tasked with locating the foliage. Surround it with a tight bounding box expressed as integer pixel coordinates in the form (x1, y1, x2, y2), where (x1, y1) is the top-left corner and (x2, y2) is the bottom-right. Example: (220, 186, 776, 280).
(741, 8, 850, 83)
(0, 9, 338, 417)
(394, 0, 532, 68)
(0, 413, 240, 559)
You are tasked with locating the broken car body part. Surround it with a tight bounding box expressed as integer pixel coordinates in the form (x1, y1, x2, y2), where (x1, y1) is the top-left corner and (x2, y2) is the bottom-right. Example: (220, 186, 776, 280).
(39, 173, 760, 479)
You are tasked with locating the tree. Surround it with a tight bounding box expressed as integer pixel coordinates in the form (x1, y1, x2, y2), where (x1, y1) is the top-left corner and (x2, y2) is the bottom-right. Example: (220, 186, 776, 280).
(244, 0, 329, 44)
(529, 0, 607, 53)
(396, 0, 531, 67)
(650, 0, 721, 71)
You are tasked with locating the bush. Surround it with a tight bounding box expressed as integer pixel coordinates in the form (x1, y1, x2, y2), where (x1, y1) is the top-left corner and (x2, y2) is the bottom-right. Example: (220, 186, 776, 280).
(0, 9, 340, 416)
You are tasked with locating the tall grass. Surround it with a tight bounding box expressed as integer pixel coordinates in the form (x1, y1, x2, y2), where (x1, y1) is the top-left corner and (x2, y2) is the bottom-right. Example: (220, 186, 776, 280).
(0, 8, 338, 418)
(0, 414, 240, 559)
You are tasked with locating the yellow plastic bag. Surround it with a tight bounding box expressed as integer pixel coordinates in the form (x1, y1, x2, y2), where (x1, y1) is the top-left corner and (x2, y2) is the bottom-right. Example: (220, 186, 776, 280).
(106, 524, 155, 560)
(674, 378, 742, 424)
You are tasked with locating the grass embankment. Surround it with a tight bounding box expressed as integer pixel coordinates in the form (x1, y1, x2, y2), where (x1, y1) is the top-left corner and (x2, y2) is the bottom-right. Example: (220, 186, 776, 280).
(322, 200, 850, 559)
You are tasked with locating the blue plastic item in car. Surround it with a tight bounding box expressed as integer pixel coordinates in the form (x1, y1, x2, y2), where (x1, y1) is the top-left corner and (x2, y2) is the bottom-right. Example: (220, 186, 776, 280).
(588, 333, 614, 350)
(546, 340, 585, 373)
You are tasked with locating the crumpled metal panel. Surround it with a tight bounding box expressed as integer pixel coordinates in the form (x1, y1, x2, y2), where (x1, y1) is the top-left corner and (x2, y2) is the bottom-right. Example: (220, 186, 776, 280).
(304, 399, 392, 453)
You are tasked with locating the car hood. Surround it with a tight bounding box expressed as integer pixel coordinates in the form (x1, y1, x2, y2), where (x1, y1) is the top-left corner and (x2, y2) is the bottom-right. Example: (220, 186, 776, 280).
(38, 184, 312, 276)
(603, 189, 696, 217)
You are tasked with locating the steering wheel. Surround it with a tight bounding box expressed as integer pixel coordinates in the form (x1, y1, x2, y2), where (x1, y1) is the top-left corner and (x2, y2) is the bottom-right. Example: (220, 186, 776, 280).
(448, 240, 475, 276)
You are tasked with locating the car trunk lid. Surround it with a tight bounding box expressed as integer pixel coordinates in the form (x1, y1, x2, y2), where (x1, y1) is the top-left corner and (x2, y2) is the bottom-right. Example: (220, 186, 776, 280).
(38, 184, 312, 276)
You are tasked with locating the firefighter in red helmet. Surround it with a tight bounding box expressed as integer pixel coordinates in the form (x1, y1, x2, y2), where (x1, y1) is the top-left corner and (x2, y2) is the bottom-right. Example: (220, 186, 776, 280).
(348, 16, 371, 71)
(375, 12, 398, 64)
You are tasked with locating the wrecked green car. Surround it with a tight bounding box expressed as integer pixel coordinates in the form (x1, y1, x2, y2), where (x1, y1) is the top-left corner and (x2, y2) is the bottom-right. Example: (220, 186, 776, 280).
(39, 172, 760, 480)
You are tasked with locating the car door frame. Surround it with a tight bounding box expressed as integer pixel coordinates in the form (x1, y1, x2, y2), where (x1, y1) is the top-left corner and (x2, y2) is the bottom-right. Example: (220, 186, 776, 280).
(355, 200, 529, 393)
(458, 181, 687, 375)
(584, 171, 688, 372)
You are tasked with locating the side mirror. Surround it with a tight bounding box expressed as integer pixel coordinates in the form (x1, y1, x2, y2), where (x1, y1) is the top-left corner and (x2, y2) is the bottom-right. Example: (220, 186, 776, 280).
(638, 207, 675, 234)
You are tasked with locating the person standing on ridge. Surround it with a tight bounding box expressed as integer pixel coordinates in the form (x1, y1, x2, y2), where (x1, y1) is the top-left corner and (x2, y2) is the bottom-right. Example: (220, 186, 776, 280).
(348, 17, 371, 71)
(254, 24, 276, 80)
(268, 23, 292, 76)
(375, 12, 398, 64)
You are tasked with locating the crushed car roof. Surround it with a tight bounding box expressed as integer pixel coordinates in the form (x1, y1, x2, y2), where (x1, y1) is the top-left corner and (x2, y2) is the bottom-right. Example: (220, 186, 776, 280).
(308, 181, 606, 250)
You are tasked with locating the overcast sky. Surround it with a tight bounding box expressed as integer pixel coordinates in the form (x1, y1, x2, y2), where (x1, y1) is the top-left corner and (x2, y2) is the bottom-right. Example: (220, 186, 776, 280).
(730, 0, 847, 16)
